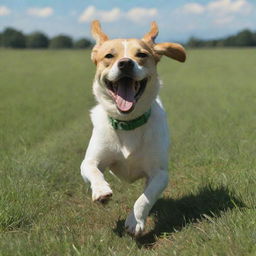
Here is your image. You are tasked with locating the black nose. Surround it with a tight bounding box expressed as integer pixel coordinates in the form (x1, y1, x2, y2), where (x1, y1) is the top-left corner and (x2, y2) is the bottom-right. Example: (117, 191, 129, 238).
(118, 58, 134, 72)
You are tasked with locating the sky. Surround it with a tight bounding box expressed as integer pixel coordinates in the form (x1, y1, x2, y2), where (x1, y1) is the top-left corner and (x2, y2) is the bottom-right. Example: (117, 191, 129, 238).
(0, 0, 256, 42)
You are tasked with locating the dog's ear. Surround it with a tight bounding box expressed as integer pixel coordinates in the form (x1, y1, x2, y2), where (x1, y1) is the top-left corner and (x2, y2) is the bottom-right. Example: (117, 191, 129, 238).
(143, 22, 186, 62)
(142, 21, 159, 45)
(154, 42, 186, 63)
(91, 20, 109, 64)
(91, 20, 108, 45)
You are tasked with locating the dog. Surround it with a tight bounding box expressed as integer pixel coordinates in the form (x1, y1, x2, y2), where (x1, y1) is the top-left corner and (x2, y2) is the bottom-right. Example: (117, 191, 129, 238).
(80, 20, 186, 236)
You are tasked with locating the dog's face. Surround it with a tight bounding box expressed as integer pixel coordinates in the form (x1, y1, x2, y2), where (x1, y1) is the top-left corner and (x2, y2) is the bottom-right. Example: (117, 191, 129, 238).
(93, 39, 158, 114)
(91, 20, 186, 117)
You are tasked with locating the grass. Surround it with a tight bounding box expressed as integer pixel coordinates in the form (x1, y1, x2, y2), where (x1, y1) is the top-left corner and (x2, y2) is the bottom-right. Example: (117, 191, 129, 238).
(0, 48, 255, 255)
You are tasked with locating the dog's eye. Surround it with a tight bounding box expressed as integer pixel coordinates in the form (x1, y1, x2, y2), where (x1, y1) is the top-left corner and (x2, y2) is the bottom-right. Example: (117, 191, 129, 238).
(136, 52, 148, 58)
(105, 53, 114, 59)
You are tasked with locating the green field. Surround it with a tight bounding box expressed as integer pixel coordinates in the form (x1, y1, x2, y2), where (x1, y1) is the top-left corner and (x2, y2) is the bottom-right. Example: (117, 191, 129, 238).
(0, 49, 255, 255)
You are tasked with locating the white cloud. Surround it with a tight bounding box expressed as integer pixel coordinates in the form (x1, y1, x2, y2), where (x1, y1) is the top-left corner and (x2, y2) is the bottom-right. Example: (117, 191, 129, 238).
(0, 6, 11, 16)
(79, 6, 121, 23)
(180, 0, 252, 16)
(27, 7, 54, 18)
(181, 3, 205, 14)
(179, 0, 253, 28)
(126, 8, 158, 23)
(208, 0, 252, 15)
(78, 6, 158, 23)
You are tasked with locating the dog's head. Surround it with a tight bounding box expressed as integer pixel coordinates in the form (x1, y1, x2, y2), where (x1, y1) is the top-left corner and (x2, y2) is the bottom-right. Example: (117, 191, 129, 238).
(91, 20, 186, 118)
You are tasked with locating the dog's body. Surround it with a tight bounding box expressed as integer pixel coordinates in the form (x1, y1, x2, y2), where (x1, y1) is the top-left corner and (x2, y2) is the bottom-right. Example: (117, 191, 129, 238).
(81, 21, 186, 236)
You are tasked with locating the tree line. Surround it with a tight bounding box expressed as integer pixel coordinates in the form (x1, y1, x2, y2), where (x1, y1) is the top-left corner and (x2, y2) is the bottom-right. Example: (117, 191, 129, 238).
(1, 27, 256, 49)
(0, 27, 93, 49)
(187, 29, 256, 48)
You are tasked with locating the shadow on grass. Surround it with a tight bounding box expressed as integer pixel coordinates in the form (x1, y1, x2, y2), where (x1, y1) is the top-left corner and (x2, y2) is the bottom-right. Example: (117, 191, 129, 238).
(113, 185, 246, 248)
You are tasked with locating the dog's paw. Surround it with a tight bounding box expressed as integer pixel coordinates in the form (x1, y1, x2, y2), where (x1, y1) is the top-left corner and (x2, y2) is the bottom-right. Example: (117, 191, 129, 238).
(92, 184, 113, 203)
(125, 211, 145, 237)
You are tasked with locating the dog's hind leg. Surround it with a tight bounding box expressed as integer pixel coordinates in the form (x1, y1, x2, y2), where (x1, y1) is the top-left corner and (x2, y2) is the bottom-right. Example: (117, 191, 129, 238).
(81, 159, 113, 203)
(125, 170, 168, 236)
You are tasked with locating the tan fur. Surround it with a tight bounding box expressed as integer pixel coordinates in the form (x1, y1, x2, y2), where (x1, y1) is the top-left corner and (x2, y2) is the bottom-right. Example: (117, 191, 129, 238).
(91, 20, 109, 44)
(91, 20, 186, 65)
(142, 21, 159, 44)
(154, 42, 186, 62)
(93, 39, 156, 72)
(91, 20, 109, 64)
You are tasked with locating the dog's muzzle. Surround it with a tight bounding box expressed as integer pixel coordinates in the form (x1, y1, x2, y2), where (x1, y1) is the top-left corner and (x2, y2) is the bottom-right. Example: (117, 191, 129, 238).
(105, 76, 147, 113)
(117, 58, 134, 74)
(104, 58, 147, 113)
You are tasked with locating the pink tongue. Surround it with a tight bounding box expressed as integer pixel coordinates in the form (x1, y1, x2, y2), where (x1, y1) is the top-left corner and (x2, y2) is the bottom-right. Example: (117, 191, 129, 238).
(115, 78, 135, 112)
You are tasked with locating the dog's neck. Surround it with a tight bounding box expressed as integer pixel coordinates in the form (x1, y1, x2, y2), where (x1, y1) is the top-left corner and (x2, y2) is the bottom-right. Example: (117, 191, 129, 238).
(108, 108, 151, 130)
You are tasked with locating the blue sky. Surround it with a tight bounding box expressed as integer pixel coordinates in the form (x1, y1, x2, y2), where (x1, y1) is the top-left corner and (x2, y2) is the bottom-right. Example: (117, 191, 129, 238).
(0, 0, 256, 42)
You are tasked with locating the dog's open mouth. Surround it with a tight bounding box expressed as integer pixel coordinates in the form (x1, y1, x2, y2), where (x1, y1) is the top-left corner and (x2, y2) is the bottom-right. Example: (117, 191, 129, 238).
(105, 77, 147, 113)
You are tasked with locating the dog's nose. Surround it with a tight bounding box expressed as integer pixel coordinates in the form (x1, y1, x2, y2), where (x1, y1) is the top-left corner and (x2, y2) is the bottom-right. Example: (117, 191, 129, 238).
(118, 58, 134, 72)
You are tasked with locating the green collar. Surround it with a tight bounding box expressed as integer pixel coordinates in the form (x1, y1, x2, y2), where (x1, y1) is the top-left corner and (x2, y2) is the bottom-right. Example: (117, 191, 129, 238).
(108, 109, 151, 130)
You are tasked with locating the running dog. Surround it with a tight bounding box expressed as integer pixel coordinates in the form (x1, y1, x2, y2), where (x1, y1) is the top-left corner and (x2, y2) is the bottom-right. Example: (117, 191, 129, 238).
(81, 20, 186, 236)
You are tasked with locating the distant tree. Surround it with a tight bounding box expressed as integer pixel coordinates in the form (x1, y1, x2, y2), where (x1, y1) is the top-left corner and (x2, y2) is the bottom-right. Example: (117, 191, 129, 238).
(215, 40, 225, 47)
(253, 32, 256, 45)
(2, 27, 26, 48)
(49, 35, 73, 49)
(26, 32, 49, 48)
(204, 40, 219, 47)
(187, 37, 205, 48)
(0, 33, 2, 46)
(222, 35, 237, 47)
(186, 29, 256, 48)
(74, 38, 92, 49)
(235, 29, 256, 47)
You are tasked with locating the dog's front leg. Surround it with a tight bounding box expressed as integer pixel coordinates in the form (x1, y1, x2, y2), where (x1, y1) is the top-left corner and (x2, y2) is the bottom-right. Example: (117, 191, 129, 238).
(81, 159, 113, 203)
(125, 170, 168, 236)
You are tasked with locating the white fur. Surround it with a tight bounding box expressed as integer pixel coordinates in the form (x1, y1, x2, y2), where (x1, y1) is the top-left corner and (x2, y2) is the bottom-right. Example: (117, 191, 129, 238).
(81, 48, 170, 236)
(122, 40, 128, 57)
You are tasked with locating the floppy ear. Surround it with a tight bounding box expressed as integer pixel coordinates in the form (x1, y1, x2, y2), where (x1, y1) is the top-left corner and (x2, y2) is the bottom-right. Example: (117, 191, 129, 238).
(154, 42, 186, 62)
(143, 21, 186, 62)
(142, 21, 159, 45)
(91, 20, 109, 64)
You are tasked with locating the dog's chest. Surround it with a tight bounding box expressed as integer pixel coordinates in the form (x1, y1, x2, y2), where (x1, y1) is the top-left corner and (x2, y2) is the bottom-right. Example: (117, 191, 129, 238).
(110, 149, 147, 182)
(90, 102, 169, 182)
(117, 130, 143, 158)
(109, 127, 155, 182)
